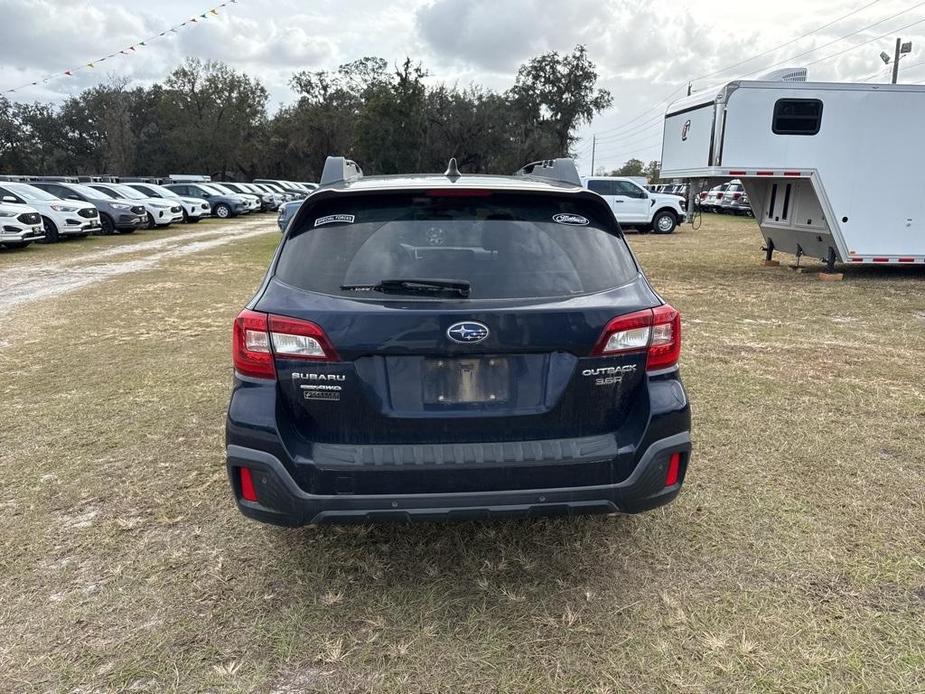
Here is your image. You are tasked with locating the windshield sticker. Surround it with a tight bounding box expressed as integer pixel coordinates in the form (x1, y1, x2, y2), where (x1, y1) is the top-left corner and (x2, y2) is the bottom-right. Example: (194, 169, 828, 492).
(553, 213, 590, 226)
(315, 214, 355, 227)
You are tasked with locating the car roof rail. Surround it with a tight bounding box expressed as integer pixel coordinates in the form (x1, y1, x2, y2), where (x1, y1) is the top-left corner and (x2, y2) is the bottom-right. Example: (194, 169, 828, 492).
(514, 158, 582, 187)
(320, 156, 363, 186)
(32, 175, 79, 183)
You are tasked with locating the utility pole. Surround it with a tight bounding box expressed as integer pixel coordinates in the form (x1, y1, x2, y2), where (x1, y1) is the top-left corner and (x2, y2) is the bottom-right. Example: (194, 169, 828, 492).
(590, 134, 596, 176)
(892, 38, 901, 83)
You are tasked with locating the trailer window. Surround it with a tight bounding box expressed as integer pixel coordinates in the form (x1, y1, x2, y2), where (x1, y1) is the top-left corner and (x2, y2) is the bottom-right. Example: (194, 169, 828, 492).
(772, 99, 823, 135)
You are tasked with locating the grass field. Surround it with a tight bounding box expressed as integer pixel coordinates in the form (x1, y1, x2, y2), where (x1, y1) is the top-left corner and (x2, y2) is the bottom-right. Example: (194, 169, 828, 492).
(1, 214, 923, 692)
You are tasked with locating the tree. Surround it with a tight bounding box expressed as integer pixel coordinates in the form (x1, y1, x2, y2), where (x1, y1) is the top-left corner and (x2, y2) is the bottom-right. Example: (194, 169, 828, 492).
(611, 158, 645, 177)
(354, 59, 429, 174)
(161, 58, 269, 178)
(508, 45, 612, 156)
(0, 48, 616, 180)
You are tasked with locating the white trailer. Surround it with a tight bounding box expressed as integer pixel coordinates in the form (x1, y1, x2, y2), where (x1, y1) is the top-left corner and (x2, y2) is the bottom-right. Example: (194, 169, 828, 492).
(660, 71, 925, 268)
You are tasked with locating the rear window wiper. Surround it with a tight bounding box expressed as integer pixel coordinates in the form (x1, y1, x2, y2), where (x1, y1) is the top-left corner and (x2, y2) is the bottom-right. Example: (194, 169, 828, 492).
(341, 278, 471, 298)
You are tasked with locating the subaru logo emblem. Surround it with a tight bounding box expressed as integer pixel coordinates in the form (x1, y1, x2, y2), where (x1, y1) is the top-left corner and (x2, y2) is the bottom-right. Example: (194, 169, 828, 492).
(447, 321, 489, 344)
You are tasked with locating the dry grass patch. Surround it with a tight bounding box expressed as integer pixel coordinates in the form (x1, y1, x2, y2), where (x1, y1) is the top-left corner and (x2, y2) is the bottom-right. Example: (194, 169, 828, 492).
(0, 215, 922, 692)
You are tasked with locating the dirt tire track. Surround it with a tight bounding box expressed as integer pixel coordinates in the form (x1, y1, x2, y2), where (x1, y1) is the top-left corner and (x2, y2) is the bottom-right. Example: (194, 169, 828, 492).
(0, 218, 275, 317)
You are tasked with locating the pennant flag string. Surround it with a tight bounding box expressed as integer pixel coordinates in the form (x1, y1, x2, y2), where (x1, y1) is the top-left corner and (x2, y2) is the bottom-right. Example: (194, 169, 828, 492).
(2, 1, 240, 94)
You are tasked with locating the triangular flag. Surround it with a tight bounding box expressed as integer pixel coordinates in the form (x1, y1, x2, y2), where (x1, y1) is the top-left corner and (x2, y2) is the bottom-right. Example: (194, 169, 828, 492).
(190, 17, 198, 22)
(87, 62, 95, 68)
(159, 31, 167, 36)
(200, 13, 208, 18)
(129, 46, 136, 51)
(64, 70, 73, 76)
(210, 9, 218, 15)
(139, 41, 146, 46)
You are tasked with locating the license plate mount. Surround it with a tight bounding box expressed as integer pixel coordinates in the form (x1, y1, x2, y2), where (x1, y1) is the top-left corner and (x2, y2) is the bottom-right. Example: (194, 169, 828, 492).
(422, 357, 510, 405)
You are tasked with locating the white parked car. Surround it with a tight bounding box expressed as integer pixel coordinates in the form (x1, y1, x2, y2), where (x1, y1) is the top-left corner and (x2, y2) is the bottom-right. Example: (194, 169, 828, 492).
(221, 182, 280, 211)
(88, 183, 184, 228)
(203, 183, 260, 212)
(698, 183, 732, 213)
(0, 181, 100, 242)
(0, 202, 45, 248)
(124, 182, 211, 223)
(583, 176, 686, 234)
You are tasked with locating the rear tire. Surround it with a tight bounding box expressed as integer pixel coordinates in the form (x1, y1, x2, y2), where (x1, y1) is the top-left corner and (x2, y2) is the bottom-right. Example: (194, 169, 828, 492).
(41, 216, 60, 243)
(653, 210, 678, 234)
(214, 203, 231, 219)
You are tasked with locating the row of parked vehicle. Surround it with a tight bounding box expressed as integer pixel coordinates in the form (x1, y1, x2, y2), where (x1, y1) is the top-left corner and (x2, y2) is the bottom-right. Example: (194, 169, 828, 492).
(696, 180, 753, 216)
(0, 175, 317, 250)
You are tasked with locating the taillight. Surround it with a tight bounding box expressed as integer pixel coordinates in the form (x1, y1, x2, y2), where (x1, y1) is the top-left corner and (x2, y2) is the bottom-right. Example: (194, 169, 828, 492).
(648, 304, 681, 370)
(268, 315, 339, 361)
(232, 310, 338, 379)
(716, 193, 724, 200)
(732, 192, 742, 200)
(591, 304, 681, 371)
(233, 309, 274, 379)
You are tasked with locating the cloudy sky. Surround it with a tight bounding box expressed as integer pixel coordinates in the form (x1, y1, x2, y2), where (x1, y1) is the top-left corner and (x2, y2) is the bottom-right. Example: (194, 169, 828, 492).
(2, 0, 924, 172)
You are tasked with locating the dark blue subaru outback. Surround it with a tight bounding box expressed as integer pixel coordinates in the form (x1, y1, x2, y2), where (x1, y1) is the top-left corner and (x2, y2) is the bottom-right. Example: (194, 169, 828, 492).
(226, 157, 691, 525)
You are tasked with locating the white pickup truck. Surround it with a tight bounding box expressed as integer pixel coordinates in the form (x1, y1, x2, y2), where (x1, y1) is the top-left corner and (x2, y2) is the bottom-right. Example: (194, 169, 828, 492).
(583, 176, 686, 234)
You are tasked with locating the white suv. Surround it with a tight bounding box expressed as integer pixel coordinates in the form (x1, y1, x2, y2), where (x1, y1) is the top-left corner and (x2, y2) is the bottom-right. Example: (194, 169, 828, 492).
(88, 183, 184, 228)
(124, 182, 211, 223)
(0, 181, 100, 242)
(583, 176, 686, 234)
(0, 202, 45, 248)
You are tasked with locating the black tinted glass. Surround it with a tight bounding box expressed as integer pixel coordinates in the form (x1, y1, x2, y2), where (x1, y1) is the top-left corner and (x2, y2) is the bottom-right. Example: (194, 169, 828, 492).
(276, 193, 637, 300)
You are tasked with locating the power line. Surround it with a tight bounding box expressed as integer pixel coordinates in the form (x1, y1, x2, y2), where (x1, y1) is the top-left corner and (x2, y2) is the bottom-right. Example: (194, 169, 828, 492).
(802, 15, 925, 68)
(737, 0, 925, 78)
(686, 0, 887, 85)
(587, 0, 925, 142)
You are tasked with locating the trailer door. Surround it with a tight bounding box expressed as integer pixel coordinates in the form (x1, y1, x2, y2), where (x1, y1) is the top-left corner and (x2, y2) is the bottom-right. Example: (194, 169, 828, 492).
(663, 101, 718, 173)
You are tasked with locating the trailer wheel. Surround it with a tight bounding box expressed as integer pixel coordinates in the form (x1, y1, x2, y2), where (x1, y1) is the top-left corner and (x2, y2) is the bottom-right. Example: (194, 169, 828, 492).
(653, 209, 678, 234)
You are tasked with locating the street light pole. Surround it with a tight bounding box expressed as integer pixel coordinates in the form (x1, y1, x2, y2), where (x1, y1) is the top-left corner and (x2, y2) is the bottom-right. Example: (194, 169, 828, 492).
(892, 37, 901, 84)
(590, 135, 596, 176)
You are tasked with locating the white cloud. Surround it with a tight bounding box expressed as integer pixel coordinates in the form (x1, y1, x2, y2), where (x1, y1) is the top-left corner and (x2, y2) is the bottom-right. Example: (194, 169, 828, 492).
(0, 0, 923, 172)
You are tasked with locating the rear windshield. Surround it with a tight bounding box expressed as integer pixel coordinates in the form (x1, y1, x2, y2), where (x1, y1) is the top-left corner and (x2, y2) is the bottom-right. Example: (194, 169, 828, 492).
(275, 192, 638, 300)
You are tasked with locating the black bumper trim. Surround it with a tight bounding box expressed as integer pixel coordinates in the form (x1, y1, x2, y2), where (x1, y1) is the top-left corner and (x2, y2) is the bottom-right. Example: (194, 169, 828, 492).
(226, 432, 691, 526)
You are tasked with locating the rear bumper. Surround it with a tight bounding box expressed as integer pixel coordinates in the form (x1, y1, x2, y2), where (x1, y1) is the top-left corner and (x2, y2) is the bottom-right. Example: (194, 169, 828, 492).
(226, 432, 691, 526)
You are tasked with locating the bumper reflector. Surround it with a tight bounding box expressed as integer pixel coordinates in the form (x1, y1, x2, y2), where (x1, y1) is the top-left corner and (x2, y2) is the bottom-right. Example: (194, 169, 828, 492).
(665, 453, 681, 487)
(239, 467, 258, 502)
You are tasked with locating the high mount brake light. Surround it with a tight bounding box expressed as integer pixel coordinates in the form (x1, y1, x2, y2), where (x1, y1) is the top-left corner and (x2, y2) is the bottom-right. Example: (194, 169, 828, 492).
(424, 189, 493, 198)
(233, 310, 338, 379)
(591, 304, 681, 371)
